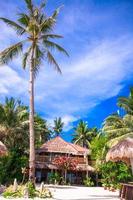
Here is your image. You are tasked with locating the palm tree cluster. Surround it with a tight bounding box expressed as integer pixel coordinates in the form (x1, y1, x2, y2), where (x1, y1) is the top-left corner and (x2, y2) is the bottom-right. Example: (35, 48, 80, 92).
(91, 87, 133, 168)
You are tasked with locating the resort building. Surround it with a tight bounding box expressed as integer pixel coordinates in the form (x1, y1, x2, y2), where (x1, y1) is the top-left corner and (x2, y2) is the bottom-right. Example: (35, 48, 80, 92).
(35, 136, 94, 184)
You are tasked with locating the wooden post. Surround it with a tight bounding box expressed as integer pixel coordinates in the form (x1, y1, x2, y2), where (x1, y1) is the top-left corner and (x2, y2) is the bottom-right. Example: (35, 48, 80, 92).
(130, 158, 133, 174)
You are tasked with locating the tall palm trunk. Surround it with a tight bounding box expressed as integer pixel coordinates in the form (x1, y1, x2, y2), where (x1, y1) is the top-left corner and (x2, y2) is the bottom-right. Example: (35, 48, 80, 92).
(29, 47, 35, 182)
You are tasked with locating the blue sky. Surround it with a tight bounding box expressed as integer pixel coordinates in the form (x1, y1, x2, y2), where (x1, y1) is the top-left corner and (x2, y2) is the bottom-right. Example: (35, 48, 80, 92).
(0, 0, 133, 141)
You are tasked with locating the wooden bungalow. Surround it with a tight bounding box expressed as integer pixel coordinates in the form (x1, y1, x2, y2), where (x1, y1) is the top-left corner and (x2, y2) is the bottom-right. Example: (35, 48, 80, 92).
(35, 136, 94, 184)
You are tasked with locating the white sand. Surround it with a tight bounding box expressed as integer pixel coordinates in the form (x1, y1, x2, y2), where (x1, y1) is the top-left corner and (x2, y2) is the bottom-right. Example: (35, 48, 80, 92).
(49, 185, 119, 200)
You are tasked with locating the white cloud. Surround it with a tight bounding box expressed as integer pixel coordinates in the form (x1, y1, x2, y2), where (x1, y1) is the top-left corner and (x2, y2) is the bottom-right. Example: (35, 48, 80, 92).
(0, 65, 28, 97)
(34, 35, 133, 119)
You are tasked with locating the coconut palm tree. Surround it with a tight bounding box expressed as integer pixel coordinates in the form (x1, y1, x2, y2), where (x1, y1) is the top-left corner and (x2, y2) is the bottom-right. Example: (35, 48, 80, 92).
(0, 0, 68, 181)
(73, 120, 97, 148)
(118, 87, 133, 115)
(53, 117, 64, 136)
(34, 114, 50, 146)
(102, 113, 133, 149)
(0, 97, 29, 151)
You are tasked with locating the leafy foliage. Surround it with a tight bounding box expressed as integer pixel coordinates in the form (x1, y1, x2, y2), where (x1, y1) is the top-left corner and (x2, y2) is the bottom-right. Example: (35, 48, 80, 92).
(0, 97, 29, 151)
(0, 150, 28, 185)
(99, 161, 132, 189)
(49, 172, 62, 184)
(73, 120, 98, 148)
(83, 177, 94, 187)
(53, 156, 78, 171)
(3, 181, 52, 198)
(53, 117, 64, 136)
(0, 0, 68, 75)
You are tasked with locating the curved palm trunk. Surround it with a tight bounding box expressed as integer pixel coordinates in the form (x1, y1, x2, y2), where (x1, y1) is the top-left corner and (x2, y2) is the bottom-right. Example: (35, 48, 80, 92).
(29, 48, 35, 182)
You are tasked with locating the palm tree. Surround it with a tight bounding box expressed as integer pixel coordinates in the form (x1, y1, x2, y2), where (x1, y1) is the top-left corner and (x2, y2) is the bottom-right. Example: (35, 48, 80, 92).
(53, 117, 64, 136)
(73, 120, 97, 148)
(118, 87, 133, 115)
(102, 113, 133, 149)
(0, 97, 29, 151)
(34, 115, 50, 146)
(0, 0, 68, 181)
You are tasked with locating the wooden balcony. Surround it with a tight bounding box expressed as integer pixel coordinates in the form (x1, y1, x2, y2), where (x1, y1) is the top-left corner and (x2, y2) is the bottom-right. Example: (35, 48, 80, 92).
(35, 155, 87, 165)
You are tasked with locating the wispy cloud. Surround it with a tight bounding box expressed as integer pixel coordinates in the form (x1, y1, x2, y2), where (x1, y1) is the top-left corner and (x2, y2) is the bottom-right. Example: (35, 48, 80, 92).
(35, 35, 133, 120)
(0, 65, 28, 99)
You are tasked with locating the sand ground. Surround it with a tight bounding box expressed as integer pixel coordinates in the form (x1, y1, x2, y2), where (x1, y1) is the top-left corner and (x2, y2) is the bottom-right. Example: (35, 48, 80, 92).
(0, 185, 119, 200)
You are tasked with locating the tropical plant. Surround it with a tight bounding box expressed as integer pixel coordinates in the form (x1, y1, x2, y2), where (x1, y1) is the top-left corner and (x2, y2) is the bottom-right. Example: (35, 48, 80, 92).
(118, 87, 133, 115)
(100, 161, 132, 189)
(3, 181, 52, 198)
(53, 117, 64, 136)
(83, 177, 94, 187)
(102, 113, 133, 148)
(49, 172, 62, 184)
(0, 149, 28, 185)
(0, 0, 68, 181)
(34, 115, 50, 147)
(73, 120, 97, 148)
(91, 133, 108, 169)
(0, 97, 29, 151)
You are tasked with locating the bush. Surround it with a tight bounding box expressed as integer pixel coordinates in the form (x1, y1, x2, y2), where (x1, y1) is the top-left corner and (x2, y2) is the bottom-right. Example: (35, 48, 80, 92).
(0, 149, 28, 185)
(3, 181, 52, 198)
(83, 177, 94, 187)
(100, 161, 132, 189)
(49, 172, 62, 184)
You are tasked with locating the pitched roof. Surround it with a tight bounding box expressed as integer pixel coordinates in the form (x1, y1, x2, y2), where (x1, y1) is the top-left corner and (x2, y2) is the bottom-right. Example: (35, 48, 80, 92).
(37, 136, 90, 155)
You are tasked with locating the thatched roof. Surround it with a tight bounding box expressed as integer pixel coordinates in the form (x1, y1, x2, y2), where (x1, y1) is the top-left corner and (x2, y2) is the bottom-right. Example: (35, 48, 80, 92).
(106, 137, 133, 164)
(0, 141, 7, 156)
(37, 136, 90, 156)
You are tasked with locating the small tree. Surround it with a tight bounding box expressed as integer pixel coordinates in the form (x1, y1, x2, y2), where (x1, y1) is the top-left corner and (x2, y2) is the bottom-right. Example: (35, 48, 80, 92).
(53, 156, 78, 184)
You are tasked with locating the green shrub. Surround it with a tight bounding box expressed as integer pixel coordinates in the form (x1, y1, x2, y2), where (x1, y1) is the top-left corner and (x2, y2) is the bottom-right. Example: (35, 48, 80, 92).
(83, 177, 94, 187)
(49, 172, 62, 184)
(3, 182, 52, 198)
(0, 150, 28, 185)
(100, 161, 132, 189)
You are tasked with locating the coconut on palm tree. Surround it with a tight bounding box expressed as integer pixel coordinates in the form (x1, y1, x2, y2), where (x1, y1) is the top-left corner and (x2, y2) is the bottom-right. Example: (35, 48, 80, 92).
(0, 0, 68, 181)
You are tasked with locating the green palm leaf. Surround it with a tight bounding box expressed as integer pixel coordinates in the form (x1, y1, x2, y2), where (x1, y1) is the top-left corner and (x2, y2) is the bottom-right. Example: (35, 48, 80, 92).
(24, 0, 34, 15)
(47, 51, 62, 74)
(40, 34, 63, 39)
(0, 42, 24, 64)
(0, 17, 26, 35)
(18, 13, 30, 27)
(43, 40, 69, 56)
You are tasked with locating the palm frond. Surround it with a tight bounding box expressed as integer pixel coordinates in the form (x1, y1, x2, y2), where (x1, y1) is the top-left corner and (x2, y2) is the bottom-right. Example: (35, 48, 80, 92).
(107, 132, 133, 148)
(46, 51, 61, 74)
(40, 17, 55, 33)
(40, 0, 47, 10)
(22, 46, 32, 69)
(52, 6, 63, 19)
(0, 42, 24, 64)
(18, 13, 30, 27)
(24, 0, 34, 15)
(40, 34, 63, 39)
(32, 45, 44, 77)
(0, 17, 26, 35)
(43, 40, 69, 56)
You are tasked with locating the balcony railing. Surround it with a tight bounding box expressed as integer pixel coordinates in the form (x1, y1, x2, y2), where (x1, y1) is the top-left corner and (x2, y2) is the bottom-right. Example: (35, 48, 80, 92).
(35, 155, 87, 164)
